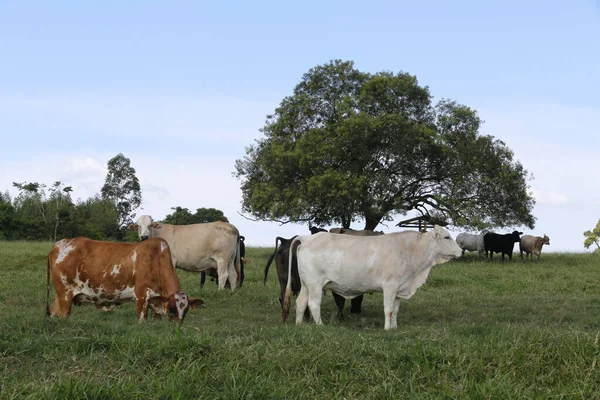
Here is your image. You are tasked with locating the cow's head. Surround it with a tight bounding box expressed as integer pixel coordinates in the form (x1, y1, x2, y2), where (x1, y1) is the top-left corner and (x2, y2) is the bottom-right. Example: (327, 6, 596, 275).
(147, 292, 204, 324)
(430, 225, 463, 263)
(511, 231, 524, 242)
(542, 234, 550, 246)
(129, 215, 162, 241)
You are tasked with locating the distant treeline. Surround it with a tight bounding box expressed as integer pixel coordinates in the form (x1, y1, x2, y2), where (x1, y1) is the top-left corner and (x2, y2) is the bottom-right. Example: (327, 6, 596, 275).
(0, 190, 229, 242)
(0, 190, 130, 242)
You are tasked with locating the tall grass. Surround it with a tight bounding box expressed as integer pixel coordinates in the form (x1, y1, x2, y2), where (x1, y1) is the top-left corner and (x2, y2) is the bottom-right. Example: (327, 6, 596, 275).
(1, 241, 598, 399)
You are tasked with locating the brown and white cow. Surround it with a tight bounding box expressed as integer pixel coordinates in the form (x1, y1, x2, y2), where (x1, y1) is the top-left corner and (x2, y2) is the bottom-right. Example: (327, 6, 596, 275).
(130, 215, 242, 290)
(519, 234, 550, 261)
(46, 237, 203, 322)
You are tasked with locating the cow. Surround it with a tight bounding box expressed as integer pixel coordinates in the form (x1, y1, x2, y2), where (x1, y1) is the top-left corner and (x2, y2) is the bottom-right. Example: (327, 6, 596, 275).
(200, 235, 246, 288)
(309, 226, 327, 234)
(519, 234, 550, 261)
(282, 225, 462, 330)
(456, 232, 486, 256)
(329, 228, 384, 236)
(46, 237, 203, 322)
(130, 215, 242, 290)
(483, 231, 523, 261)
(263, 236, 364, 321)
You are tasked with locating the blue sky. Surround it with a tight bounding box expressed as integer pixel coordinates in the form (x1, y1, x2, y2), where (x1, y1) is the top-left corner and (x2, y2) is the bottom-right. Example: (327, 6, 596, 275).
(0, 1, 598, 251)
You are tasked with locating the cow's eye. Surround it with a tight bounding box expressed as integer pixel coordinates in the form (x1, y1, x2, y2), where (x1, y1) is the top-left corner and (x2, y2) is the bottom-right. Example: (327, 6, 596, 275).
(444, 235, 451, 239)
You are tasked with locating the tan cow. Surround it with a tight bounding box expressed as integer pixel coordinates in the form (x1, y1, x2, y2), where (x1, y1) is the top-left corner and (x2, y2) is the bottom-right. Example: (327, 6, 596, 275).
(131, 215, 242, 290)
(519, 234, 550, 261)
(46, 237, 203, 322)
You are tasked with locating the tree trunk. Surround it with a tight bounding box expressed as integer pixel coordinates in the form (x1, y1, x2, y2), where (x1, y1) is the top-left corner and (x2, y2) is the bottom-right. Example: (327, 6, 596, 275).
(363, 214, 383, 231)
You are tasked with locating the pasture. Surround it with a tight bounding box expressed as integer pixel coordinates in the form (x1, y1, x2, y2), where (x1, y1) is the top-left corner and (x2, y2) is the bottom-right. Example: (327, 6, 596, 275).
(1, 240, 599, 399)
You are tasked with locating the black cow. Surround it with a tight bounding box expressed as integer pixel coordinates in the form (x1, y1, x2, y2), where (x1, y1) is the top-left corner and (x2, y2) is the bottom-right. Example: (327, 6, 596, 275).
(264, 235, 364, 321)
(484, 231, 523, 261)
(201, 235, 246, 287)
(309, 226, 327, 234)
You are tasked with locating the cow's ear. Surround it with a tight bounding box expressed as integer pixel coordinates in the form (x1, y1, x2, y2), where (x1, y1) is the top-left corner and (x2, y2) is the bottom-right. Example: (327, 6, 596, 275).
(152, 222, 162, 229)
(188, 298, 204, 309)
(128, 224, 138, 231)
(147, 296, 168, 311)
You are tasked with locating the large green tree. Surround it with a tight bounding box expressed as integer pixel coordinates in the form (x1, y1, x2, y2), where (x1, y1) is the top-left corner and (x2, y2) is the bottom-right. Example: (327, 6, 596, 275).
(101, 153, 142, 228)
(162, 206, 228, 225)
(235, 60, 535, 230)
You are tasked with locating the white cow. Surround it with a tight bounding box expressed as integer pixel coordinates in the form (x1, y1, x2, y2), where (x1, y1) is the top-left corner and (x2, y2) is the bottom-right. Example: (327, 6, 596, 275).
(455, 232, 486, 256)
(131, 215, 242, 290)
(282, 225, 462, 330)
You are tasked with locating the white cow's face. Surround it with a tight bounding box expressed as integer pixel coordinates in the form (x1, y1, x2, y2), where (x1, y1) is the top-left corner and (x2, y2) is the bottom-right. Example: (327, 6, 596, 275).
(432, 225, 463, 262)
(134, 215, 154, 241)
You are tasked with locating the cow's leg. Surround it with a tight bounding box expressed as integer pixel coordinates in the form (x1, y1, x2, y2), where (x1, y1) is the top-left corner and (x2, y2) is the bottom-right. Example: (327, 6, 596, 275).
(295, 285, 309, 326)
(382, 287, 397, 330)
(332, 292, 346, 321)
(135, 289, 149, 322)
(350, 295, 364, 314)
(50, 291, 73, 317)
(306, 284, 324, 326)
(200, 271, 206, 287)
(390, 297, 401, 329)
(218, 255, 238, 291)
(214, 256, 234, 290)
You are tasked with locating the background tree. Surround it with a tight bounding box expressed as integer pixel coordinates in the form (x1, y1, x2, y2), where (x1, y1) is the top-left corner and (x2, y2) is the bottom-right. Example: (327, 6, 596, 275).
(101, 153, 142, 228)
(0, 191, 16, 240)
(235, 60, 535, 231)
(162, 206, 228, 225)
(12, 181, 73, 241)
(70, 195, 121, 240)
(583, 219, 600, 253)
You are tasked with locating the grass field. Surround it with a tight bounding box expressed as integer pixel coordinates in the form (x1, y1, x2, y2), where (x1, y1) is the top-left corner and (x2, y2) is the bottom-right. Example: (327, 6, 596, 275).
(1, 240, 599, 399)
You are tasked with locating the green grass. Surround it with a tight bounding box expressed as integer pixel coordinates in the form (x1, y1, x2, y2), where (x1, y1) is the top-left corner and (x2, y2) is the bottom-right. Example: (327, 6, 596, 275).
(1, 241, 599, 399)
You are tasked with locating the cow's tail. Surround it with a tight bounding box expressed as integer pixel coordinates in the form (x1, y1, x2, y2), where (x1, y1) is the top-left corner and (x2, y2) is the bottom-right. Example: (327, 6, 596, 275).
(235, 232, 242, 286)
(263, 237, 282, 285)
(45, 253, 51, 317)
(282, 237, 301, 322)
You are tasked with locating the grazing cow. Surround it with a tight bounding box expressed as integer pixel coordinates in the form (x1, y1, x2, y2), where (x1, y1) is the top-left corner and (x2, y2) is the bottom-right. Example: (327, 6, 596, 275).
(200, 235, 246, 288)
(519, 234, 550, 261)
(484, 231, 523, 261)
(456, 232, 486, 256)
(329, 228, 384, 236)
(264, 236, 364, 321)
(282, 225, 462, 330)
(46, 237, 203, 322)
(130, 215, 242, 290)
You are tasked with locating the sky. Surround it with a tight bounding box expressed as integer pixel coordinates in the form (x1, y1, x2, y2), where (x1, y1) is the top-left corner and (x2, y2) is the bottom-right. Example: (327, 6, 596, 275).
(0, 1, 598, 251)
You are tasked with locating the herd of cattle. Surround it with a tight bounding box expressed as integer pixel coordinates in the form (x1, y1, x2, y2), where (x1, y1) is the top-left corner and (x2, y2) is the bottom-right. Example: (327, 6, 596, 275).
(45, 216, 550, 330)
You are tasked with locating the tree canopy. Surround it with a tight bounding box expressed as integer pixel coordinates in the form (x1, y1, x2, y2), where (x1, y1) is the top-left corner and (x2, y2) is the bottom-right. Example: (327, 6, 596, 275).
(583, 219, 600, 253)
(162, 207, 228, 225)
(235, 60, 535, 230)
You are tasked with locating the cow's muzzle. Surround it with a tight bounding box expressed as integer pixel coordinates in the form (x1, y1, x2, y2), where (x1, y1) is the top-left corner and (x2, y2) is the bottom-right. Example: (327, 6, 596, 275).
(140, 235, 149, 241)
